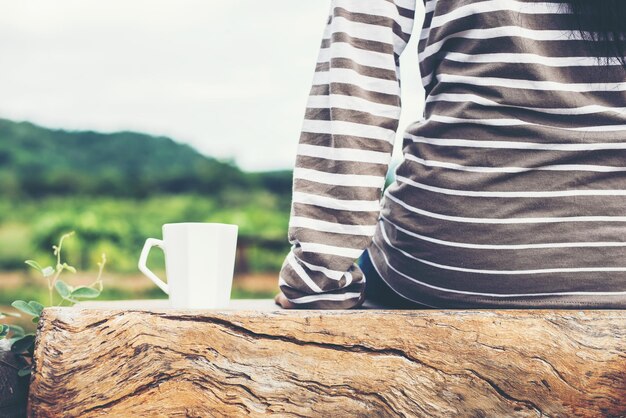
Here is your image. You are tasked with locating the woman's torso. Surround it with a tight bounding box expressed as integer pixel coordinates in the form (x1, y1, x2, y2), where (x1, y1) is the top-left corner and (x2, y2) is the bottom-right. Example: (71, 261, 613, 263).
(371, 0, 626, 308)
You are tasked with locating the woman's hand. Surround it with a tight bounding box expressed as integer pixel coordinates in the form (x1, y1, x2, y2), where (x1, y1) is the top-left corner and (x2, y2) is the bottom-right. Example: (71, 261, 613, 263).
(274, 292, 297, 309)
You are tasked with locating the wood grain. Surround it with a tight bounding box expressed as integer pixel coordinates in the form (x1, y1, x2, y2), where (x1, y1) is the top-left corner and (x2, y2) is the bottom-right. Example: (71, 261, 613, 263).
(28, 305, 626, 417)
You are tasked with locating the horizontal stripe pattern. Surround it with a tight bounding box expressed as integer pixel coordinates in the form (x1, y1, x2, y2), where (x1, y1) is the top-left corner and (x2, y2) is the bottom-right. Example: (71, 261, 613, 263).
(280, 0, 626, 309)
(278, 0, 415, 308)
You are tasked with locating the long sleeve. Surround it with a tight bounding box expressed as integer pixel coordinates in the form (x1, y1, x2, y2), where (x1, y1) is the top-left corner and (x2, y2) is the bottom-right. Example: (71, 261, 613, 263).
(278, 0, 417, 309)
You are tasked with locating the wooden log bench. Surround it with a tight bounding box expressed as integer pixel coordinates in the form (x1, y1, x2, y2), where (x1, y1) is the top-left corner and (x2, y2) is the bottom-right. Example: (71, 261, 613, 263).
(27, 300, 626, 417)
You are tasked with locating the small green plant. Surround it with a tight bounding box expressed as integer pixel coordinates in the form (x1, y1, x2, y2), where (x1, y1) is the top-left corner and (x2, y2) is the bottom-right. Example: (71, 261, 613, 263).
(0, 231, 106, 376)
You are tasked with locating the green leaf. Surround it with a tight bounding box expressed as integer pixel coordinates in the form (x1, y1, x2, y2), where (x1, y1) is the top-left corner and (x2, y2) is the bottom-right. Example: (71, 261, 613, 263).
(27, 301, 45, 316)
(24, 260, 42, 272)
(7, 325, 25, 337)
(71, 286, 101, 299)
(0, 325, 8, 337)
(10, 334, 35, 353)
(11, 300, 39, 317)
(55, 280, 72, 299)
(17, 366, 31, 377)
(0, 311, 21, 319)
(6, 337, 20, 346)
(32, 316, 40, 324)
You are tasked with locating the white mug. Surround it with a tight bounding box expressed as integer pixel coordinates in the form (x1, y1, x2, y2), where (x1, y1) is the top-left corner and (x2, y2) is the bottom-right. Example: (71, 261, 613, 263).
(138, 222, 238, 309)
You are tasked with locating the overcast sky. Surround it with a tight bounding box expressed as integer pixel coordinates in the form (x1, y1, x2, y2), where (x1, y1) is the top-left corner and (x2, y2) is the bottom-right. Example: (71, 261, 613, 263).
(0, 1, 425, 172)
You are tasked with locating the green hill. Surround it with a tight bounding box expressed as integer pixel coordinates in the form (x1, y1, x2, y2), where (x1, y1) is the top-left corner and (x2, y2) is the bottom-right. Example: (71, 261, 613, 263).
(0, 118, 292, 198)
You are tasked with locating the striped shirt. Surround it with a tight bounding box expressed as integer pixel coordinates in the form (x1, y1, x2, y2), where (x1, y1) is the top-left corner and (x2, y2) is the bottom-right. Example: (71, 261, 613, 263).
(278, 0, 626, 309)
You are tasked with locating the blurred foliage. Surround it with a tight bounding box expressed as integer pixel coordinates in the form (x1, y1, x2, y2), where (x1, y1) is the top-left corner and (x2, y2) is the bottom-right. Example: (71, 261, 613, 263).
(0, 118, 293, 199)
(0, 194, 291, 273)
(0, 118, 294, 275)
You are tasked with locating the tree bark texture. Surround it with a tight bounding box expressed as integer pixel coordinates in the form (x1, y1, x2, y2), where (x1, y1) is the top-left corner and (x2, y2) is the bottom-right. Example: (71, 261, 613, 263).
(28, 306, 626, 417)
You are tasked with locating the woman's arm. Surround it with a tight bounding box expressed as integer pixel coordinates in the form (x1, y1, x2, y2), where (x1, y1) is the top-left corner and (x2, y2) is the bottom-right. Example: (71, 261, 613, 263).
(278, 0, 416, 309)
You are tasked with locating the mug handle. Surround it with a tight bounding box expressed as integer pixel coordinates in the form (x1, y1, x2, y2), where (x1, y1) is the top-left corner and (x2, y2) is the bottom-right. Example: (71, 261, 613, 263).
(138, 238, 169, 294)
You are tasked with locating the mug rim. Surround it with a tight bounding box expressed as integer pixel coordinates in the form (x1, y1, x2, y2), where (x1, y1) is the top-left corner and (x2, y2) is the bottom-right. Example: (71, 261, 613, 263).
(163, 222, 238, 229)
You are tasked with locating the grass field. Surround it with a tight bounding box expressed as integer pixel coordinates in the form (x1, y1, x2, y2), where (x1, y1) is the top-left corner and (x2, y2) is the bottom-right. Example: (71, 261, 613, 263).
(0, 193, 290, 273)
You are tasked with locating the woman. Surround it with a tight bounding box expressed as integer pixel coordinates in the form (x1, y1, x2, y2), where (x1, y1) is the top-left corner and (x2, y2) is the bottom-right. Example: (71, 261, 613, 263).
(275, 0, 626, 309)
